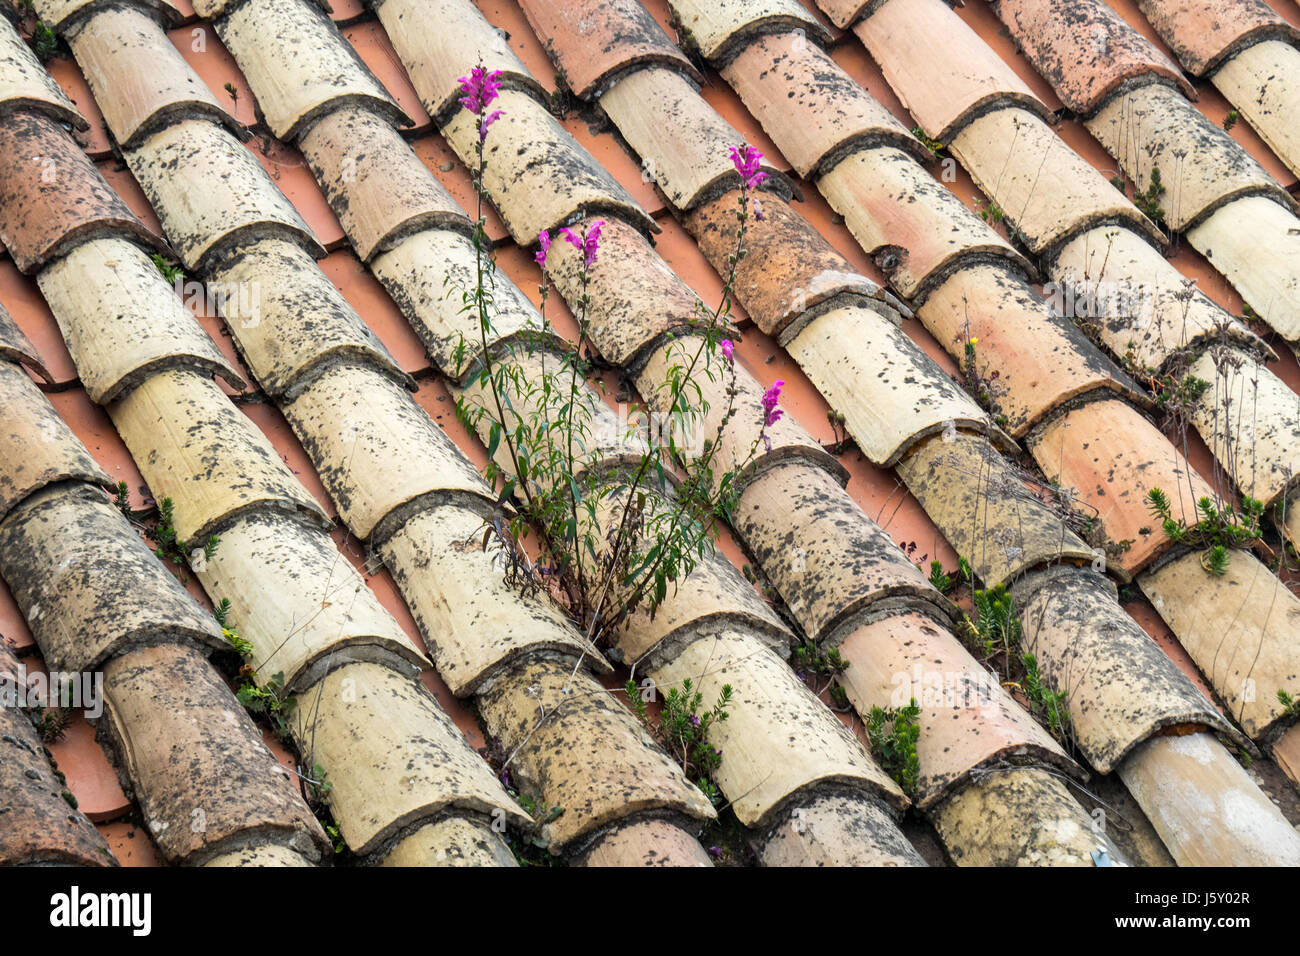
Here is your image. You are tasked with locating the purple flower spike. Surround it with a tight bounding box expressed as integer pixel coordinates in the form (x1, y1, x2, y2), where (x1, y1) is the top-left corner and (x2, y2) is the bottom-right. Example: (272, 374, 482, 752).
(558, 220, 606, 270)
(479, 108, 504, 141)
(720, 339, 734, 364)
(762, 380, 785, 428)
(708, 845, 723, 858)
(535, 229, 551, 268)
(728, 144, 769, 191)
(457, 65, 503, 117)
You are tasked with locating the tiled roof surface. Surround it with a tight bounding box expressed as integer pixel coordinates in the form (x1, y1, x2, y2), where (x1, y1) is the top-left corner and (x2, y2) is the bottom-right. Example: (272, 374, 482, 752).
(1, 0, 1300, 868)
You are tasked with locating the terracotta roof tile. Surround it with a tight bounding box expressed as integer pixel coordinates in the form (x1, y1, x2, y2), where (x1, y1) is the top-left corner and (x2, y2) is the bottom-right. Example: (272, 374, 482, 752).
(0, 482, 227, 673)
(817, 147, 1032, 300)
(1212, 39, 1300, 179)
(577, 817, 713, 866)
(204, 236, 407, 397)
(755, 789, 925, 865)
(853, 0, 1051, 144)
(0, 363, 114, 523)
(991, 0, 1195, 115)
(0, 642, 116, 866)
(67, 5, 241, 148)
(36, 236, 244, 403)
(0, 299, 53, 383)
(342, 21, 433, 134)
(896, 431, 1096, 586)
(1014, 566, 1244, 772)
(168, 22, 258, 129)
(375, 816, 518, 866)
(299, 105, 469, 262)
(375, 0, 547, 121)
(1140, 551, 1300, 740)
(544, 214, 699, 365)
(1137, 0, 1299, 76)
(665, 0, 831, 64)
(108, 368, 332, 544)
(441, 87, 657, 242)
(32, 0, 188, 33)
(287, 661, 530, 857)
(600, 66, 781, 211)
(211, 0, 410, 140)
(477, 656, 716, 849)
(0, 15, 87, 129)
(686, 187, 896, 339)
(1087, 82, 1295, 233)
(814, 0, 875, 30)
(837, 610, 1077, 808)
(0, 110, 161, 273)
(518, 0, 701, 98)
(99, 642, 328, 863)
(124, 118, 324, 271)
(918, 263, 1150, 438)
(722, 30, 925, 179)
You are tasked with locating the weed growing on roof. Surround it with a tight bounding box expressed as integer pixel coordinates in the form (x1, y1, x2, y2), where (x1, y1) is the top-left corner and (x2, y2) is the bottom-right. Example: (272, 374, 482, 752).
(28, 20, 58, 62)
(792, 636, 851, 709)
(627, 676, 732, 807)
(27, 704, 72, 744)
(924, 559, 957, 595)
(150, 253, 184, 286)
(1133, 166, 1167, 228)
(1144, 487, 1264, 574)
(1222, 109, 1239, 132)
(1018, 653, 1070, 741)
(866, 698, 920, 797)
(213, 598, 255, 657)
(911, 126, 946, 157)
(451, 63, 781, 648)
(235, 670, 295, 740)
(112, 482, 218, 583)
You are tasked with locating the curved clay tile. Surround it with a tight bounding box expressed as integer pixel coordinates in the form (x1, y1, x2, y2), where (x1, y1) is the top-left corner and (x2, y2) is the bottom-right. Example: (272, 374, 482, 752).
(1212, 40, 1300, 179)
(1014, 566, 1246, 772)
(33, 0, 188, 33)
(36, 237, 245, 404)
(722, 30, 929, 179)
(992, 0, 1195, 115)
(0, 483, 227, 674)
(0, 16, 87, 129)
(0, 110, 162, 274)
(0, 642, 115, 866)
(205, 237, 408, 398)
(212, 0, 410, 140)
(665, 0, 831, 64)
(375, 0, 548, 121)
(123, 118, 324, 271)
(0, 302, 53, 384)
(854, 0, 1052, 143)
(518, 0, 701, 98)
(1136, 0, 1300, 76)
(67, 5, 245, 148)
(299, 105, 469, 262)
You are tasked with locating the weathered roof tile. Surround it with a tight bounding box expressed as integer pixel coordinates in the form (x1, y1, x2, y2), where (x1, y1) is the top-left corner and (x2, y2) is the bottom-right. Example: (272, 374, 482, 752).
(1136, 0, 1299, 76)
(0, 15, 87, 129)
(665, 0, 831, 64)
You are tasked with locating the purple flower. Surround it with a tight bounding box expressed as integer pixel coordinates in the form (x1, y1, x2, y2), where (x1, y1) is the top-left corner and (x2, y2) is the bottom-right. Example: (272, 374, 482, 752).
(558, 220, 605, 270)
(752, 199, 764, 220)
(728, 144, 769, 191)
(479, 108, 504, 141)
(707, 845, 723, 858)
(457, 65, 503, 116)
(534, 229, 551, 268)
(762, 380, 785, 427)
(720, 339, 734, 364)
(689, 714, 701, 727)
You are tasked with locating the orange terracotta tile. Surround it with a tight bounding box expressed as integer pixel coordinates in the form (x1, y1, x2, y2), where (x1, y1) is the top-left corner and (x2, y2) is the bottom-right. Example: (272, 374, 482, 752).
(647, 214, 745, 321)
(343, 20, 434, 134)
(96, 821, 162, 866)
(47, 714, 132, 823)
(0, 111, 159, 274)
(1137, 0, 1298, 75)
(697, 74, 792, 174)
(317, 249, 432, 375)
(45, 57, 112, 158)
(474, 0, 561, 96)
(329, 0, 368, 23)
(993, 0, 1195, 115)
(517, 0, 700, 98)
(854, 0, 1052, 143)
(0, 263, 78, 385)
(246, 135, 346, 250)
(951, 0, 1065, 112)
(167, 23, 257, 128)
